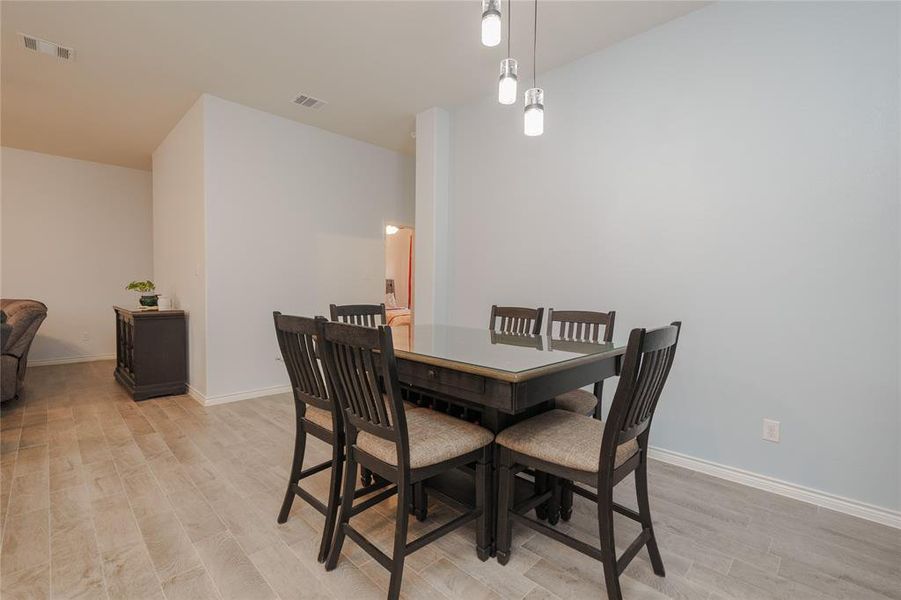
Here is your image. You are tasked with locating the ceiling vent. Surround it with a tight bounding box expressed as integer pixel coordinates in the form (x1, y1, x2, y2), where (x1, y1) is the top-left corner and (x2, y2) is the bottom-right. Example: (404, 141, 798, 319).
(20, 33, 74, 61)
(292, 93, 326, 110)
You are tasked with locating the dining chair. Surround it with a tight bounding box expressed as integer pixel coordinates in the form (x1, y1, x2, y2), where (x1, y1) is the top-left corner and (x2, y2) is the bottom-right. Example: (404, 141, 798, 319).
(489, 305, 544, 335)
(329, 302, 388, 488)
(321, 321, 493, 600)
(547, 308, 616, 418)
(272, 312, 389, 563)
(495, 322, 682, 600)
(329, 303, 387, 327)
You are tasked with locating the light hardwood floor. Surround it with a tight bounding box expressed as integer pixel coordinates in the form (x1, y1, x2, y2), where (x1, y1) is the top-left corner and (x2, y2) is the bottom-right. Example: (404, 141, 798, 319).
(1, 361, 899, 599)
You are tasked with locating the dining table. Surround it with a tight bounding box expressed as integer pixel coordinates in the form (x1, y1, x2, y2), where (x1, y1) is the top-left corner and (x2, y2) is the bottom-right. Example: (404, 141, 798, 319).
(390, 323, 626, 557)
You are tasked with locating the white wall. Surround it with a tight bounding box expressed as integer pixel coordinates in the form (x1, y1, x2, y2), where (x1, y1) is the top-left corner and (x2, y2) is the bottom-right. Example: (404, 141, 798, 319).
(202, 96, 414, 399)
(1, 147, 152, 363)
(414, 108, 451, 325)
(152, 98, 207, 395)
(442, 2, 900, 510)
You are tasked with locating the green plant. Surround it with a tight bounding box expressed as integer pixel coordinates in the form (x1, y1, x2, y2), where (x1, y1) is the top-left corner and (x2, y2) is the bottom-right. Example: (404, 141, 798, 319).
(126, 280, 156, 294)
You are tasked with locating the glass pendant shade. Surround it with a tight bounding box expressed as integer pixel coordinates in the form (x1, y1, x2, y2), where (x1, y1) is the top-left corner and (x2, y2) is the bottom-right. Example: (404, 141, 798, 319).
(481, 0, 502, 47)
(498, 58, 518, 105)
(524, 87, 544, 136)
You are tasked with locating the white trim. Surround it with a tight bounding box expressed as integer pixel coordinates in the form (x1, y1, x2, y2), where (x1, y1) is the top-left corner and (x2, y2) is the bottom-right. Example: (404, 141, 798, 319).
(187, 384, 291, 407)
(29, 353, 116, 367)
(649, 447, 901, 530)
(186, 385, 206, 406)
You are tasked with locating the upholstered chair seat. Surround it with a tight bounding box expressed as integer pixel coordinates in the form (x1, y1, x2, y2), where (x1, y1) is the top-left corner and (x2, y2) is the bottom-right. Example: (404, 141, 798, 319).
(495, 409, 638, 475)
(305, 401, 421, 432)
(357, 408, 494, 469)
(303, 405, 335, 431)
(553, 389, 598, 416)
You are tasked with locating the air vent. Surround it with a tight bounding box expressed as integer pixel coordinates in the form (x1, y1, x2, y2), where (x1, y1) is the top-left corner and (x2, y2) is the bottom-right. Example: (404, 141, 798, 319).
(292, 93, 326, 110)
(19, 33, 74, 61)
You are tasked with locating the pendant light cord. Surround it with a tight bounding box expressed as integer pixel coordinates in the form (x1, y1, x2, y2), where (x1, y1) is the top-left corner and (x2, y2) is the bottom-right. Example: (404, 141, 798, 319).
(532, 0, 537, 86)
(507, 0, 511, 57)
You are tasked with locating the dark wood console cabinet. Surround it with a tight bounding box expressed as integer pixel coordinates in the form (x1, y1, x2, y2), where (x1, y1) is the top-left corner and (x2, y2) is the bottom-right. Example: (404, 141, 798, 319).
(114, 306, 187, 400)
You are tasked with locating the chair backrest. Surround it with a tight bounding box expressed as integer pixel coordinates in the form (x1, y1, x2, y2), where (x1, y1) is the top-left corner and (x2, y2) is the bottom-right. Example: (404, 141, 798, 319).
(601, 322, 681, 470)
(546, 309, 615, 343)
(489, 305, 544, 335)
(319, 321, 410, 466)
(272, 312, 332, 415)
(329, 303, 387, 327)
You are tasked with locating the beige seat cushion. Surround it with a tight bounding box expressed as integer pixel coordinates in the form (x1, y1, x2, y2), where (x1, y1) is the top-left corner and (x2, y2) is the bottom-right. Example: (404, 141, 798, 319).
(554, 389, 598, 415)
(303, 406, 335, 431)
(303, 401, 421, 432)
(357, 409, 494, 469)
(496, 409, 639, 474)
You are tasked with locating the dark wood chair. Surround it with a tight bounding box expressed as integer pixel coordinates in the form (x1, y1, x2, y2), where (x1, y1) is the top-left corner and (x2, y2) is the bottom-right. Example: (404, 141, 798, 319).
(547, 309, 616, 418)
(329, 303, 386, 327)
(545, 309, 617, 523)
(328, 303, 387, 488)
(272, 312, 388, 563)
(495, 322, 682, 600)
(489, 305, 544, 335)
(321, 322, 493, 600)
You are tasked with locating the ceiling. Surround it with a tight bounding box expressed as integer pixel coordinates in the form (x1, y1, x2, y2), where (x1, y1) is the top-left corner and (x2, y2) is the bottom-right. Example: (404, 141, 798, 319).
(1, 1, 707, 170)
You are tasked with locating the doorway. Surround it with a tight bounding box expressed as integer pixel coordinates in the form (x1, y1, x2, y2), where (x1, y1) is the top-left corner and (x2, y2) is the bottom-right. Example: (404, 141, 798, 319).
(384, 224, 413, 328)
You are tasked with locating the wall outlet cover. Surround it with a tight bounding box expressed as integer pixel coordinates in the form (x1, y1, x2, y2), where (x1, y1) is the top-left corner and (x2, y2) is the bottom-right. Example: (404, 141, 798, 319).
(763, 418, 780, 443)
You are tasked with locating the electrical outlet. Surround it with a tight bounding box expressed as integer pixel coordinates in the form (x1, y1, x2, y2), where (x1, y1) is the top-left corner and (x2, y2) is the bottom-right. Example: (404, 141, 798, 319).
(762, 419, 780, 443)
(80, 331, 90, 342)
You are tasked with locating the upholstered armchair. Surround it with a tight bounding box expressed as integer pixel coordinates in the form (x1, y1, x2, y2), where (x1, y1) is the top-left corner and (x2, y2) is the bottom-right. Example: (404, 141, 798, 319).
(1, 299, 48, 402)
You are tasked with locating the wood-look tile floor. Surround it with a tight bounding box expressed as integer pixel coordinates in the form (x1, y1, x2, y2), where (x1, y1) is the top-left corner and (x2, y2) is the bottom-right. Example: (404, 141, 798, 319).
(1, 361, 899, 599)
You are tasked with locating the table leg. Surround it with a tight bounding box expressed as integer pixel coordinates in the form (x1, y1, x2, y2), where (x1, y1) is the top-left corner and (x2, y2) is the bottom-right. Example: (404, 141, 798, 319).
(534, 472, 549, 520)
(560, 481, 573, 521)
(547, 475, 561, 525)
(480, 408, 511, 557)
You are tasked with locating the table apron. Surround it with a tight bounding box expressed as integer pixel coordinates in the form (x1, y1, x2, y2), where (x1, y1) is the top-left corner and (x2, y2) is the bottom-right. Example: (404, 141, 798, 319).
(396, 355, 620, 416)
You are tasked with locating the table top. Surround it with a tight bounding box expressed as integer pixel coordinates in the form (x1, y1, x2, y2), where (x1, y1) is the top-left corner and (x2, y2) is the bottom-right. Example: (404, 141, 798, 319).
(391, 324, 624, 383)
(114, 306, 186, 317)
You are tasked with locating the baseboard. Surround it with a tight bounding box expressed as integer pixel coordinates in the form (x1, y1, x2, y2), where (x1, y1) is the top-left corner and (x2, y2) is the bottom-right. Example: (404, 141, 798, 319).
(649, 446, 901, 530)
(187, 384, 291, 407)
(29, 354, 116, 367)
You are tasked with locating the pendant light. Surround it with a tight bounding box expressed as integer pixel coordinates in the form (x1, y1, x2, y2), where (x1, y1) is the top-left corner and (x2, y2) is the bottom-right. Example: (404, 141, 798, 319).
(498, 0, 517, 105)
(481, 0, 501, 47)
(524, 0, 544, 136)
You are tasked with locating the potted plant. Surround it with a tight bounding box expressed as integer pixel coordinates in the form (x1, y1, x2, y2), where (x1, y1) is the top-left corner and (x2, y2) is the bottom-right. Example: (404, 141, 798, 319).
(126, 280, 158, 307)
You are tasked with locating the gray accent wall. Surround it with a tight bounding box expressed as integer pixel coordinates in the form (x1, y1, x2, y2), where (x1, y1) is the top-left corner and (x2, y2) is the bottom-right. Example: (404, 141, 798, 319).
(441, 2, 900, 510)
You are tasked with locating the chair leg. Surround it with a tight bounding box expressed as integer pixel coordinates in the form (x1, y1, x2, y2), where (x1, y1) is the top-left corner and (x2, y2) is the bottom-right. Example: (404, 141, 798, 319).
(277, 420, 306, 524)
(475, 450, 490, 561)
(387, 480, 410, 600)
(317, 443, 344, 563)
(636, 453, 665, 576)
(598, 491, 622, 600)
(325, 453, 358, 570)
(495, 449, 514, 565)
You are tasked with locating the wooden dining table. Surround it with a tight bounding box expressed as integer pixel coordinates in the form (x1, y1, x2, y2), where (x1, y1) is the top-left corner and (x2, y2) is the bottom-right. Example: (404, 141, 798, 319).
(390, 324, 625, 556)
